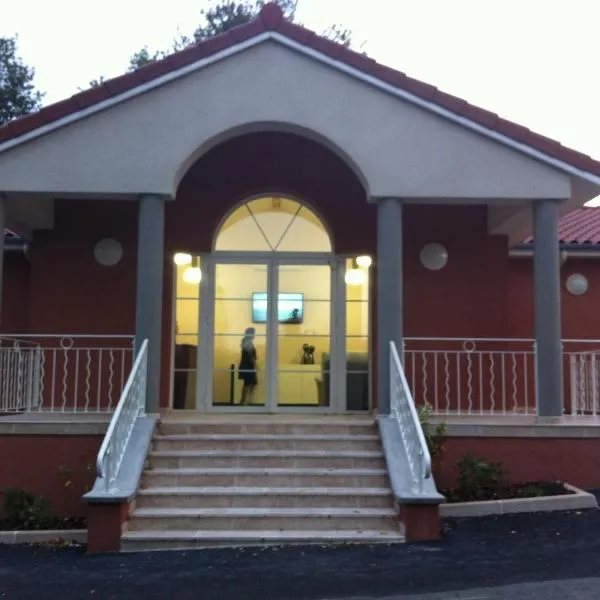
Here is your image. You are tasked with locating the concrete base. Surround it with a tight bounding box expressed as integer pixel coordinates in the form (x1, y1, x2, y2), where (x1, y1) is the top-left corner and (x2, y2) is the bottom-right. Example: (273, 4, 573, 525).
(0, 529, 87, 545)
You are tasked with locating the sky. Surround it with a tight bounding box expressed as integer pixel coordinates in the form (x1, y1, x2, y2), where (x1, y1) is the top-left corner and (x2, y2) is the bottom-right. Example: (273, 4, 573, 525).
(2, 0, 600, 202)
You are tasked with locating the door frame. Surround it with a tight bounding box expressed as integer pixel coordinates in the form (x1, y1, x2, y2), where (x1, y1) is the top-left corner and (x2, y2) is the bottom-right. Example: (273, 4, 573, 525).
(196, 252, 345, 413)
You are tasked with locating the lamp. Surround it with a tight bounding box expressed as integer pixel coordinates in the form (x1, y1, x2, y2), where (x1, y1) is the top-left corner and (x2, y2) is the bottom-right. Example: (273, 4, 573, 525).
(345, 258, 367, 286)
(356, 255, 372, 268)
(94, 238, 123, 267)
(566, 273, 588, 296)
(174, 252, 192, 266)
(183, 256, 202, 284)
(420, 243, 448, 271)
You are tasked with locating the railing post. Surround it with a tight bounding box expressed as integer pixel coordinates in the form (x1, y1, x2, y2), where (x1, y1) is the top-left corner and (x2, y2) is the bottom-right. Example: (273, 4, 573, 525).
(0, 195, 6, 325)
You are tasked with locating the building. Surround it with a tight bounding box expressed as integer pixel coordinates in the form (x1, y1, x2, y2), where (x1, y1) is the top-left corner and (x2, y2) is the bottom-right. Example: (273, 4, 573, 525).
(1, 3, 600, 552)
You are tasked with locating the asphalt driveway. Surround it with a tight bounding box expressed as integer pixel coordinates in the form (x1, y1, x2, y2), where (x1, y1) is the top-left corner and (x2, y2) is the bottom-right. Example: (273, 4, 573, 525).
(2, 508, 600, 599)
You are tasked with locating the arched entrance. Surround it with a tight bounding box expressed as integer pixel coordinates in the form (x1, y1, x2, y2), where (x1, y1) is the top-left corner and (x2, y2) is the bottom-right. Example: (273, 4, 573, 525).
(171, 195, 372, 413)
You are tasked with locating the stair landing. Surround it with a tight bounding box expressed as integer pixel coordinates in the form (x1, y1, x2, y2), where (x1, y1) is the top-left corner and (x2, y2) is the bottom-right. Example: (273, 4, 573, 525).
(121, 414, 404, 551)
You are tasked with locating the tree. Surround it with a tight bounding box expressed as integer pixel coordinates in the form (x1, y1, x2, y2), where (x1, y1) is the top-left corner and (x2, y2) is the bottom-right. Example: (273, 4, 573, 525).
(128, 0, 351, 71)
(0, 36, 43, 125)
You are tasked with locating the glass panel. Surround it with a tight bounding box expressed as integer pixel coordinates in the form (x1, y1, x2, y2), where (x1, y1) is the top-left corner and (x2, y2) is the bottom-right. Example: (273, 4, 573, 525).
(346, 258, 370, 411)
(277, 265, 331, 407)
(213, 263, 268, 407)
(173, 258, 202, 410)
(214, 197, 331, 253)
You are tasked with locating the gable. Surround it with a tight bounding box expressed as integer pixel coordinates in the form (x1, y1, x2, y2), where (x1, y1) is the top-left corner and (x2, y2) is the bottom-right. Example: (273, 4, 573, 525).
(0, 39, 572, 201)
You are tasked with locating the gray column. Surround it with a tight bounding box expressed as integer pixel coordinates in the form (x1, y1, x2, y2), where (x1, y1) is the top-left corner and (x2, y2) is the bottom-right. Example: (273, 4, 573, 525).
(533, 199, 563, 417)
(0, 196, 5, 325)
(135, 194, 166, 414)
(376, 197, 403, 415)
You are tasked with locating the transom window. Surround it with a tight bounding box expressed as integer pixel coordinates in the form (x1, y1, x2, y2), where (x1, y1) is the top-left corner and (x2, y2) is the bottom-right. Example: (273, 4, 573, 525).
(214, 197, 332, 253)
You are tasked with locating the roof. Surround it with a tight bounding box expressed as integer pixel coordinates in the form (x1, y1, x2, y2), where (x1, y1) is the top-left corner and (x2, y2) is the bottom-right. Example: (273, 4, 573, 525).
(523, 208, 600, 246)
(0, 3, 599, 180)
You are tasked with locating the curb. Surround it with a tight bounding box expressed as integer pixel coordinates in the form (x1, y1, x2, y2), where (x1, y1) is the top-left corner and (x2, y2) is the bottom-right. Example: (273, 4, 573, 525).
(440, 483, 598, 518)
(0, 530, 87, 545)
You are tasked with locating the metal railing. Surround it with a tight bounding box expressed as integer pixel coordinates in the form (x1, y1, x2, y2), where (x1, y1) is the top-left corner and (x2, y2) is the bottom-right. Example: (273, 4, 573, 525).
(0, 335, 134, 413)
(389, 341, 432, 495)
(96, 339, 148, 493)
(0, 337, 43, 413)
(404, 338, 600, 417)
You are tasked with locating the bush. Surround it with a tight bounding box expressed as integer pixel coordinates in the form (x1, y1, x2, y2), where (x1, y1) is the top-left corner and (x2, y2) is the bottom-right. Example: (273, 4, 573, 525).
(455, 452, 506, 502)
(3, 488, 55, 530)
(417, 402, 446, 460)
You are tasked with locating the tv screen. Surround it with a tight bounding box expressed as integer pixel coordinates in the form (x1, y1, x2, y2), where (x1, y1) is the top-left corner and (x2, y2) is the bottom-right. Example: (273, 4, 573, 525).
(252, 292, 304, 324)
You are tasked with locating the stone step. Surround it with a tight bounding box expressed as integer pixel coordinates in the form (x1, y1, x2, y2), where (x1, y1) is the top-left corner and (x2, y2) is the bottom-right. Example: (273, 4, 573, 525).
(152, 434, 381, 452)
(135, 486, 394, 509)
(148, 450, 386, 470)
(127, 507, 400, 532)
(159, 420, 376, 436)
(120, 528, 405, 552)
(142, 467, 389, 488)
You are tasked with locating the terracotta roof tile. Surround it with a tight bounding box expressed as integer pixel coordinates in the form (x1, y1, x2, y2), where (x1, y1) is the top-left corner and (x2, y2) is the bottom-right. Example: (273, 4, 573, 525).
(0, 2, 599, 179)
(523, 207, 600, 245)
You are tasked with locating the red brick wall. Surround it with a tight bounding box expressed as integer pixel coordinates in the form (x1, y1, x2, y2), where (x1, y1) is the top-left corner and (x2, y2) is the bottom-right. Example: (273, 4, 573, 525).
(0, 435, 102, 518)
(1, 253, 30, 332)
(436, 435, 600, 490)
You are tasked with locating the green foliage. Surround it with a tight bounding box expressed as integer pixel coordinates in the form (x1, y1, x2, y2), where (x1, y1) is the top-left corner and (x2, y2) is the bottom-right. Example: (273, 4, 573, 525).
(456, 452, 506, 502)
(127, 0, 352, 72)
(0, 36, 43, 125)
(3, 488, 55, 530)
(417, 402, 446, 460)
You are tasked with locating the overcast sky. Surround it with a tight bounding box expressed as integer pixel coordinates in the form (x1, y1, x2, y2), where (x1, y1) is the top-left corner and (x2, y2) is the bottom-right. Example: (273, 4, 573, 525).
(2, 0, 600, 202)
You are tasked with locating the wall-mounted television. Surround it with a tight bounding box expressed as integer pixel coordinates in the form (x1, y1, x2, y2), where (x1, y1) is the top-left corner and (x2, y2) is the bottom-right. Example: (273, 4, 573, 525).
(252, 292, 304, 324)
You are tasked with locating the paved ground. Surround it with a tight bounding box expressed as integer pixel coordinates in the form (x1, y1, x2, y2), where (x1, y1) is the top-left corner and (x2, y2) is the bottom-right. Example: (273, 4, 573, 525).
(2, 508, 600, 599)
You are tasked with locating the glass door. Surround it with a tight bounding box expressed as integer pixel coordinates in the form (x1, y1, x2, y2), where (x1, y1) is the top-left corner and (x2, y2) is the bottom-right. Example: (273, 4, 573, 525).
(209, 261, 270, 409)
(274, 261, 336, 410)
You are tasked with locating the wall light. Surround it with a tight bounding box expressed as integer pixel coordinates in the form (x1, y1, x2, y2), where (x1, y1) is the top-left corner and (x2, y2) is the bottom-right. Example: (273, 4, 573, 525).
(345, 258, 367, 286)
(183, 256, 202, 284)
(94, 238, 123, 267)
(174, 252, 192, 266)
(420, 243, 448, 271)
(356, 255, 372, 268)
(566, 273, 588, 296)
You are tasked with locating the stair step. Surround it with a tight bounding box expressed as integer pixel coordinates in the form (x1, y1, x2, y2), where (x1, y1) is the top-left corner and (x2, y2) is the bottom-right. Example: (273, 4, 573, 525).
(159, 420, 376, 436)
(148, 450, 386, 470)
(121, 528, 405, 551)
(142, 467, 388, 488)
(127, 507, 399, 532)
(152, 434, 381, 452)
(135, 486, 393, 509)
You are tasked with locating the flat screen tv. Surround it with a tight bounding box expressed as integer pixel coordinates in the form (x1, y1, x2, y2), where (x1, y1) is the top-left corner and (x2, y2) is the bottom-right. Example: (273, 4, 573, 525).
(252, 292, 304, 324)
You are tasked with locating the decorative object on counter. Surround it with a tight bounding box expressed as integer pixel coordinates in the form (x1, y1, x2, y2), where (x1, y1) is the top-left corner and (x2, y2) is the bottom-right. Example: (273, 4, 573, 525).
(302, 343, 316, 364)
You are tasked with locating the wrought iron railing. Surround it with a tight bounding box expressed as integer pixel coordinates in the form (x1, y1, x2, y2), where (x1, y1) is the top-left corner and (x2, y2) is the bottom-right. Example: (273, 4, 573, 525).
(404, 338, 600, 417)
(389, 341, 432, 495)
(0, 334, 134, 413)
(96, 339, 148, 493)
(0, 337, 43, 413)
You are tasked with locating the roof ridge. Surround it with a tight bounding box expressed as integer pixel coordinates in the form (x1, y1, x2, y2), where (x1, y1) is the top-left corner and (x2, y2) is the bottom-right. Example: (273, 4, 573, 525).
(0, 2, 599, 179)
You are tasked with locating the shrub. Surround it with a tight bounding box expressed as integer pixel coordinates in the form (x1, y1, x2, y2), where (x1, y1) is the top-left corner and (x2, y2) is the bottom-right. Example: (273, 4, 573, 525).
(417, 402, 446, 460)
(3, 488, 55, 530)
(455, 452, 506, 501)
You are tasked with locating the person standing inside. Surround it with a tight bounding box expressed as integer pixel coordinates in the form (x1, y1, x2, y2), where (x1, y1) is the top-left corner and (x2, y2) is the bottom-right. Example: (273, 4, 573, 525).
(239, 327, 258, 405)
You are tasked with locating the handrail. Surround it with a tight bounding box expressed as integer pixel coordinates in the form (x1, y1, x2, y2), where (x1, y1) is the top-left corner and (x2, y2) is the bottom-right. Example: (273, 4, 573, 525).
(389, 341, 432, 494)
(96, 339, 148, 493)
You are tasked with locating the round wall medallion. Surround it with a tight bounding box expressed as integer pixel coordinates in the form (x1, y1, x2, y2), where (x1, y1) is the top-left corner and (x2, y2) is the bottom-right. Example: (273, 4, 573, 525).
(565, 273, 588, 296)
(94, 238, 123, 267)
(419, 243, 448, 271)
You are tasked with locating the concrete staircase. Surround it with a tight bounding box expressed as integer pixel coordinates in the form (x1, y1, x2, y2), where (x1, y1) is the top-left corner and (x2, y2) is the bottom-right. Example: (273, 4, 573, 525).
(121, 415, 404, 551)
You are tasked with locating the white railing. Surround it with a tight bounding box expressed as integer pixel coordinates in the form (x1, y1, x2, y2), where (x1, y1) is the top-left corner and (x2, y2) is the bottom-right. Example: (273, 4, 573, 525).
(404, 338, 600, 417)
(0, 337, 43, 413)
(0, 334, 134, 413)
(390, 341, 432, 495)
(96, 339, 148, 493)
(569, 349, 600, 416)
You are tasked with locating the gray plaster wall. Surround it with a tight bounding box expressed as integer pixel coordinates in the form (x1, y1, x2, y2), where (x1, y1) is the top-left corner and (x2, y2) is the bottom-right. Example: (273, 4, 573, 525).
(0, 39, 571, 201)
